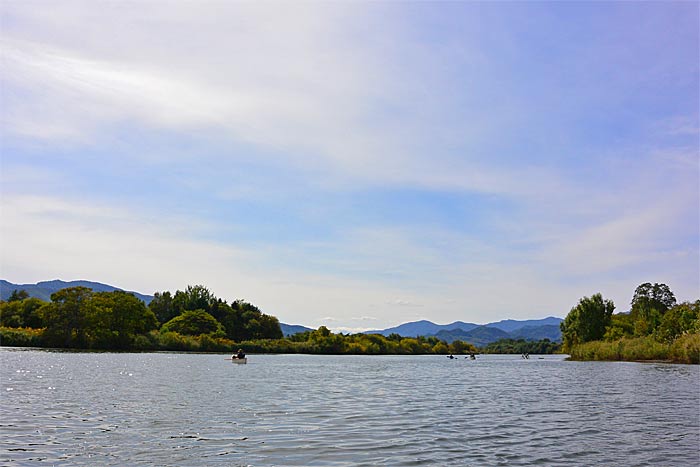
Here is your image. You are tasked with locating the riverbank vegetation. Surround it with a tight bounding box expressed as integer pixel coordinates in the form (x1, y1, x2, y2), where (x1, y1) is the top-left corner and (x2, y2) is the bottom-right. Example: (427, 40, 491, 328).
(482, 338, 561, 355)
(0, 285, 282, 350)
(0, 285, 480, 355)
(561, 283, 699, 364)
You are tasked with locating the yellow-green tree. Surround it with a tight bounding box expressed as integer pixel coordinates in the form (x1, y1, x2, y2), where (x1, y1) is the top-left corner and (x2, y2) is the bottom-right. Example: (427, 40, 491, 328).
(561, 293, 615, 352)
(161, 309, 224, 337)
(630, 283, 676, 336)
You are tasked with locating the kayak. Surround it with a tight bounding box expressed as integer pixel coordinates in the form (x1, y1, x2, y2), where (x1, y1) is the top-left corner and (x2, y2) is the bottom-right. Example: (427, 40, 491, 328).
(231, 357, 247, 364)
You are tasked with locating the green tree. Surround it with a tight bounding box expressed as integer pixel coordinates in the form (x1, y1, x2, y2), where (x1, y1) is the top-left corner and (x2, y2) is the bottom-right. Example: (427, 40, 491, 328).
(149, 291, 176, 325)
(630, 283, 676, 336)
(656, 301, 699, 342)
(0, 291, 42, 327)
(90, 291, 158, 348)
(220, 299, 282, 341)
(161, 309, 224, 336)
(42, 287, 95, 348)
(361, 333, 390, 354)
(398, 337, 423, 354)
(483, 338, 561, 354)
(151, 287, 283, 342)
(8, 289, 30, 302)
(0, 300, 24, 327)
(449, 339, 477, 354)
(207, 298, 232, 323)
(253, 313, 283, 339)
(172, 285, 215, 315)
(603, 313, 634, 341)
(561, 293, 615, 352)
(432, 341, 449, 354)
(20, 298, 48, 328)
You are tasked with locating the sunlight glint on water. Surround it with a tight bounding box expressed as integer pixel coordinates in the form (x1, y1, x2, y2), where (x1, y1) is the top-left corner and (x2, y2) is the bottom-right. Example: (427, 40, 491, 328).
(1, 350, 698, 466)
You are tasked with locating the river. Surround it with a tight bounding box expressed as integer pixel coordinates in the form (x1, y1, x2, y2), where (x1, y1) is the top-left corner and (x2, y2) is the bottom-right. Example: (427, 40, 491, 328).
(1, 349, 698, 466)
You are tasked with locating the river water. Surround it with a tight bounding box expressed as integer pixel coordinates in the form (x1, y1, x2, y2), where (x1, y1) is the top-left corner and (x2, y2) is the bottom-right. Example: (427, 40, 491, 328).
(1, 349, 698, 466)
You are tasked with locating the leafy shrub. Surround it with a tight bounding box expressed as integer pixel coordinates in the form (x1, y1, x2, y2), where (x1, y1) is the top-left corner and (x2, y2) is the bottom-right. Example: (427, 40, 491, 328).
(0, 327, 45, 347)
(569, 335, 699, 363)
(160, 310, 224, 337)
(669, 332, 700, 364)
(156, 331, 200, 351)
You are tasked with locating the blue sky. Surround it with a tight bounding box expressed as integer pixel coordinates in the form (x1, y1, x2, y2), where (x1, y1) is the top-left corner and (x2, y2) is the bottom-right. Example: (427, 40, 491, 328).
(1, 1, 698, 331)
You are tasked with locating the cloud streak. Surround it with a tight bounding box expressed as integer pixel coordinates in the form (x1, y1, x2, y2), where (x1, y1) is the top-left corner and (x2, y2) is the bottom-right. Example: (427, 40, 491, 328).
(1, 1, 697, 328)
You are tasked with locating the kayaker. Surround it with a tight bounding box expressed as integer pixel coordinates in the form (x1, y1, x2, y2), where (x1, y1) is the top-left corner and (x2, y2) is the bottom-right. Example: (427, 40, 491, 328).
(235, 348, 246, 359)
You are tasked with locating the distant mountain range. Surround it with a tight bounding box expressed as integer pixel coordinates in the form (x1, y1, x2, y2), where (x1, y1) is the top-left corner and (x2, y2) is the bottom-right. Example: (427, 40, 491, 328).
(1, 279, 562, 344)
(0, 279, 154, 304)
(364, 316, 563, 345)
(364, 319, 478, 337)
(280, 323, 314, 336)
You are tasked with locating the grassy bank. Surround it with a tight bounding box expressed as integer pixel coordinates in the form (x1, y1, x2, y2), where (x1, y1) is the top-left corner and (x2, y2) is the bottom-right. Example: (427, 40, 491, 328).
(568, 333, 700, 364)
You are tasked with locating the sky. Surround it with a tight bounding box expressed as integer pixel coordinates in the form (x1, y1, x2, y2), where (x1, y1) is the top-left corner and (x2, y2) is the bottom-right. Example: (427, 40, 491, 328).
(1, 1, 698, 332)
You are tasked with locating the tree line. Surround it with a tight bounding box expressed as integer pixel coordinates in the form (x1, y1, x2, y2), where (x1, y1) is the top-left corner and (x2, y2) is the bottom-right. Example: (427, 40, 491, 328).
(0, 285, 482, 354)
(482, 338, 561, 355)
(0, 285, 282, 350)
(0, 284, 556, 355)
(560, 282, 699, 363)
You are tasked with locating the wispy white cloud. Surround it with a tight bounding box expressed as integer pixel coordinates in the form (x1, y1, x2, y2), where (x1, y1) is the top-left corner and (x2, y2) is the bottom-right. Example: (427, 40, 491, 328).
(1, 2, 697, 328)
(0, 194, 455, 327)
(0, 3, 571, 199)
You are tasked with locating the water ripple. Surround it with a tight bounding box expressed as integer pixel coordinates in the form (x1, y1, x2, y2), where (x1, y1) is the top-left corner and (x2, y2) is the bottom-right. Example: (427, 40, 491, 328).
(1, 350, 698, 466)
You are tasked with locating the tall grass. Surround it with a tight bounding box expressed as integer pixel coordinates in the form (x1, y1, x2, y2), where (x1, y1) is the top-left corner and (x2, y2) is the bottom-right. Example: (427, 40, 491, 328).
(569, 333, 700, 364)
(669, 333, 700, 364)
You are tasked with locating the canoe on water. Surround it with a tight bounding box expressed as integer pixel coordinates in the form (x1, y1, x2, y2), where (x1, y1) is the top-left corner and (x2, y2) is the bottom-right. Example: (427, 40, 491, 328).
(230, 357, 247, 364)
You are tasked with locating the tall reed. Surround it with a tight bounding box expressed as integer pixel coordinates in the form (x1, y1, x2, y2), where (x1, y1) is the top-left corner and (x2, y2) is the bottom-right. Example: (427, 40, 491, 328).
(569, 334, 699, 364)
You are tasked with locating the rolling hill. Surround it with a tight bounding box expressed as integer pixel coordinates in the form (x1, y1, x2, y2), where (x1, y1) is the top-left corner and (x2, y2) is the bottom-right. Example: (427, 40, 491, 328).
(365, 317, 564, 345)
(435, 326, 511, 346)
(280, 323, 314, 337)
(0, 279, 154, 304)
(364, 320, 479, 337)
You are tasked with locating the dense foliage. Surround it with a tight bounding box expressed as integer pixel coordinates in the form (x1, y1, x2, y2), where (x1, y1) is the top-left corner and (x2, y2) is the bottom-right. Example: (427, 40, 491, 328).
(482, 338, 561, 354)
(560, 293, 615, 352)
(0, 285, 478, 355)
(149, 285, 282, 341)
(568, 333, 699, 364)
(562, 283, 699, 363)
(0, 284, 281, 350)
(160, 309, 224, 336)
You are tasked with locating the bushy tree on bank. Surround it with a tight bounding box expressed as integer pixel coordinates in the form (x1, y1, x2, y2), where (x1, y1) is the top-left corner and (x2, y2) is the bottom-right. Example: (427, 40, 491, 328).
(656, 301, 700, 343)
(630, 282, 677, 336)
(560, 293, 615, 353)
(39, 287, 159, 349)
(149, 285, 283, 341)
(161, 309, 224, 337)
(0, 284, 281, 350)
(564, 283, 699, 363)
(89, 291, 158, 349)
(0, 296, 47, 328)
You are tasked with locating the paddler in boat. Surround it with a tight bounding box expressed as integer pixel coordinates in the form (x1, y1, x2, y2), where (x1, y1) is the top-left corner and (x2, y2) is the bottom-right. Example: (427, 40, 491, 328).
(234, 348, 246, 360)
